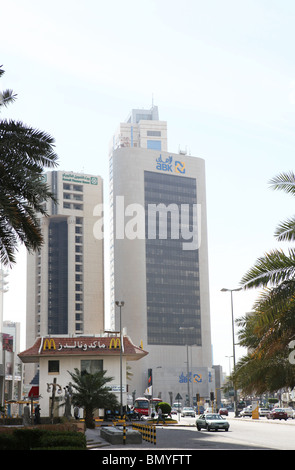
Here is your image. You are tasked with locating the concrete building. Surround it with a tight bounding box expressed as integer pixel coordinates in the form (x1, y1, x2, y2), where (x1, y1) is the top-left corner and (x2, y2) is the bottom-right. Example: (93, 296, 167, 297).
(25, 171, 104, 386)
(109, 107, 213, 405)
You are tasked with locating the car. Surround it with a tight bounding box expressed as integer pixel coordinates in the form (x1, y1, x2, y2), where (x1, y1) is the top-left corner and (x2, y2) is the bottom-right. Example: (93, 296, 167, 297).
(240, 406, 252, 417)
(181, 407, 196, 417)
(282, 408, 294, 419)
(267, 408, 288, 420)
(259, 408, 270, 417)
(170, 408, 178, 415)
(196, 413, 230, 432)
(219, 408, 228, 416)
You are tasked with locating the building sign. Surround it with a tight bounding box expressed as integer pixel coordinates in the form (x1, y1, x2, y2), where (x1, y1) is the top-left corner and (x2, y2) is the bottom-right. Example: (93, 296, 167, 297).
(57, 340, 106, 351)
(62, 173, 98, 185)
(110, 385, 127, 392)
(109, 338, 121, 349)
(43, 338, 106, 351)
(156, 155, 186, 174)
(43, 338, 56, 350)
(179, 372, 203, 383)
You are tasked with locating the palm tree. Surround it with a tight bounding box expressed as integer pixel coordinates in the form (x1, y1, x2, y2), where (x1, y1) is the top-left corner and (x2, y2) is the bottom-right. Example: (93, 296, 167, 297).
(241, 172, 295, 289)
(68, 368, 119, 429)
(0, 66, 58, 266)
(234, 171, 295, 393)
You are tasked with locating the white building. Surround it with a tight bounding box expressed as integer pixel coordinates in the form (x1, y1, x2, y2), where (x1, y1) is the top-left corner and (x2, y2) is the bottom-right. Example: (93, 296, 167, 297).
(26, 171, 104, 387)
(18, 334, 147, 418)
(109, 107, 213, 404)
(2, 321, 23, 403)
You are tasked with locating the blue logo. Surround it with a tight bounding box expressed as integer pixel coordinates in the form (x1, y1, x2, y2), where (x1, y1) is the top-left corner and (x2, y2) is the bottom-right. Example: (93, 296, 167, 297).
(156, 155, 185, 174)
(175, 161, 185, 174)
(179, 372, 203, 383)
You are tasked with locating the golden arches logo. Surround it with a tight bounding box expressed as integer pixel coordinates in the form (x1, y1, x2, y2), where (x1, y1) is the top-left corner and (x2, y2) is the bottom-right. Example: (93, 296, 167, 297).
(43, 338, 56, 350)
(109, 338, 121, 349)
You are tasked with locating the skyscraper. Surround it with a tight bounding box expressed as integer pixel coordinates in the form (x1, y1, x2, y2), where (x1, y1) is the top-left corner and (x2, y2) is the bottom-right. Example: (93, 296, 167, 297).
(26, 170, 104, 385)
(109, 107, 213, 403)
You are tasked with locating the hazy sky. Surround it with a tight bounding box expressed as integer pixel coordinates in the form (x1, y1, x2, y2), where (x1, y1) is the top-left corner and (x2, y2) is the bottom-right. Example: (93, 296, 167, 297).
(2, 0, 295, 375)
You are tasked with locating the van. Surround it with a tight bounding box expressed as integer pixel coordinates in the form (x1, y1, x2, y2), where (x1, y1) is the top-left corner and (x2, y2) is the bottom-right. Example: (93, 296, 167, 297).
(173, 402, 182, 410)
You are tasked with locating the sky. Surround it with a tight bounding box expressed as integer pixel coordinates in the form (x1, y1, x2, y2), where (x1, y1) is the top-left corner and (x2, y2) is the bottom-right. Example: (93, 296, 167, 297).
(2, 0, 295, 375)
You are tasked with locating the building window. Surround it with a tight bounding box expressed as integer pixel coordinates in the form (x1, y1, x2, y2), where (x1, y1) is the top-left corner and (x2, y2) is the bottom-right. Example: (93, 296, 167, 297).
(81, 360, 103, 374)
(147, 140, 161, 150)
(48, 360, 60, 374)
(147, 130, 161, 136)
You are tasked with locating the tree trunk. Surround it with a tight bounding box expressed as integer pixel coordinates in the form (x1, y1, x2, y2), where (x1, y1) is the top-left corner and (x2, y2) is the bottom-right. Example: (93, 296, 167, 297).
(85, 407, 95, 429)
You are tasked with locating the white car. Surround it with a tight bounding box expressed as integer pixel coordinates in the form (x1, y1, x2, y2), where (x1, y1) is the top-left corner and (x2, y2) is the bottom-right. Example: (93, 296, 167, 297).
(181, 407, 196, 417)
(282, 408, 294, 418)
(259, 408, 270, 417)
(240, 406, 252, 417)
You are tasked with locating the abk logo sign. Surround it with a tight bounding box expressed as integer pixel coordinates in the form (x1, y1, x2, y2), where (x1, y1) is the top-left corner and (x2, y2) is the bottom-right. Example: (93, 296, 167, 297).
(156, 155, 185, 174)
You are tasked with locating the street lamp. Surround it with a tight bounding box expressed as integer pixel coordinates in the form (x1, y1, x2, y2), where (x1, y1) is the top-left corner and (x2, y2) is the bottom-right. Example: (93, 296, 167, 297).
(115, 300, 124, 416)
(221, 287, 242, 417)
(179, 326, 194, 406)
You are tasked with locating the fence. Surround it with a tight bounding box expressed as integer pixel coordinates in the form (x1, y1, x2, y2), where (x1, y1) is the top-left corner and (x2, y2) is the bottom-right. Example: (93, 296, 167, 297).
(132, 422, 156, 445)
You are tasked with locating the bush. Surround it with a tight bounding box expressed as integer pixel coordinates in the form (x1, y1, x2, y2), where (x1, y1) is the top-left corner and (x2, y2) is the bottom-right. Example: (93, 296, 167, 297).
(13, 428, 44, 450)
(0, 428, 86, 450)
(155, 402, 171, 416)
(0, 433, 17, 450)
(39, 432, 86, 449)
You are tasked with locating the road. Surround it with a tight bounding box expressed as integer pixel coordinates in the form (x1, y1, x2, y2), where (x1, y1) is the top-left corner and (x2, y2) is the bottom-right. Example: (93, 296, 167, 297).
(91, 413, 295, 451)
(161, 414, 295, 450)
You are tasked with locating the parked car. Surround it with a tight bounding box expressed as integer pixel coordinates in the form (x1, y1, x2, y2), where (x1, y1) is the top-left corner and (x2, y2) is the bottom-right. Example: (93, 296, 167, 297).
(196, 413, 230, 432)
(282, 408, 294, 419)
(181, 407, 196, 417)
(219, 408, 228, 416)
(267, 408, 288, 420)
(240, 406, 252, 417)
(259, 408, 270, 417)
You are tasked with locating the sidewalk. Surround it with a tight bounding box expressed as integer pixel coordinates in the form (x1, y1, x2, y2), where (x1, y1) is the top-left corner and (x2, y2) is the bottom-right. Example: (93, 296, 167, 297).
(85, 427, 111, 449)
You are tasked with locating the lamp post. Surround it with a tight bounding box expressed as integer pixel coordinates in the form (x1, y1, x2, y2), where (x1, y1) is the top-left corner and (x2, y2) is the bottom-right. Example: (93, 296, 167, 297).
(221, 288, 241, 417)
(179, 326, 194, 406)
(47, 378, 62, 423)
(115, 300, 124, 416)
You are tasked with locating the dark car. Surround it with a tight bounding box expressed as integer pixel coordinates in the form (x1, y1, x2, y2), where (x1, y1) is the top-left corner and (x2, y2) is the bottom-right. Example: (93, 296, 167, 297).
(219, 408, 228, 416)
(196, 413, 229, 431)
(267, 408, 288, 420)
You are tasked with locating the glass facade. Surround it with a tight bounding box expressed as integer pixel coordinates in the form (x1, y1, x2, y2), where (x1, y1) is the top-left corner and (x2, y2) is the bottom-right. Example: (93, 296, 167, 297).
(144, 171, 201, 346)
(48, 218, 68, 334)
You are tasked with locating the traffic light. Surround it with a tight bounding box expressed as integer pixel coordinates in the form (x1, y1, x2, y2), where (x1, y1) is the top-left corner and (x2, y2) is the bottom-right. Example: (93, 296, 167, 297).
(210, 392, 214, 401)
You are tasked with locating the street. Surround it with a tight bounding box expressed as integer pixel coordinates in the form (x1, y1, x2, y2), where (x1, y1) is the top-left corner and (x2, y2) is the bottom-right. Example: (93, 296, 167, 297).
(91, 412, 295, 451)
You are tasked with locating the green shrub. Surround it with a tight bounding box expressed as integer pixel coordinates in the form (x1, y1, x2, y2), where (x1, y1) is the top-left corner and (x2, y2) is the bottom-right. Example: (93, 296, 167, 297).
(39, 432, 86, 449)
(155, 402, 171, 415)
(0, 428, 87, 450)
(13, 428, 44, 450)
(0, 433, 17, 450)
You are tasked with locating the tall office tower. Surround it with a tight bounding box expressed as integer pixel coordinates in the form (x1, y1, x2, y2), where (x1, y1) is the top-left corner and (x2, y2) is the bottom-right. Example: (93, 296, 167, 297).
(26, 171, 104, 384)
(109, 107, 213, 402)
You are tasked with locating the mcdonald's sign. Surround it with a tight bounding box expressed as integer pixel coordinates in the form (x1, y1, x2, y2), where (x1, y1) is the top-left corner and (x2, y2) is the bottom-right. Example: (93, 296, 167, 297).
(43, 338, 56, 350)
(109, 338, 121, 349)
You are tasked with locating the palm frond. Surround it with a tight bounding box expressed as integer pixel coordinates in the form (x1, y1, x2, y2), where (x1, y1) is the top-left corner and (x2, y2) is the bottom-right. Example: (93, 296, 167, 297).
(269, 171, 295, 196)
(241, 248, 295, 289)
(274, 215, 295, 241)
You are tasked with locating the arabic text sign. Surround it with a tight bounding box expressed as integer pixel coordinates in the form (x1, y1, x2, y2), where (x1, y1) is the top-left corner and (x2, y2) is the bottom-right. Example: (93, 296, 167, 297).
(43, 338, 107, 351)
